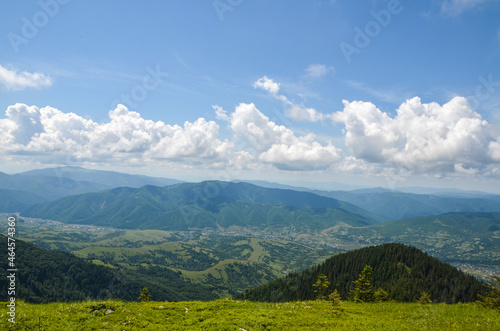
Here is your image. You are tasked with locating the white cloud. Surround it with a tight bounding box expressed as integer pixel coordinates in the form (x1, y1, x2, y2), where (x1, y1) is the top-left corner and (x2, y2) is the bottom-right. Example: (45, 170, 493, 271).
(253, 76, 325, 122)
(333, 96, 498, 174)
(230, 103, 342, 170)
(304, 64, 334, 79)
(285, 104, 324, 122)
(0, 65, 53, 91)
(441, 0, 485, 16)
(213, 105, 230, 122)
(332, 100, 398, 163)
(0, 103, 230, 164)
(489, 140, 500, 161)
(253, 76, 280, 95)
(0, 102, 340, 172)
(3, 96, 499, 177)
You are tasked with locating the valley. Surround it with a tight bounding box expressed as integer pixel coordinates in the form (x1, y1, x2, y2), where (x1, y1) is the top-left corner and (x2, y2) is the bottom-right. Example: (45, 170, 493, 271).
(1, 167, 499, 304)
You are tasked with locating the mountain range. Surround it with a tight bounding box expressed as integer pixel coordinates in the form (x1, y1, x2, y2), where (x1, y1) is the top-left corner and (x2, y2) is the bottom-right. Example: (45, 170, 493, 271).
(0, 166, 181, 211)
(21, 181, 376, 231)
(3, 166, 500, 225)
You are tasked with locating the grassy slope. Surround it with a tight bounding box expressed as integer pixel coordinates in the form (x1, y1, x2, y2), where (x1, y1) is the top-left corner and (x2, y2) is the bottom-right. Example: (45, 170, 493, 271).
(1, 300, 499, 330)
(6, 220, 338, 298)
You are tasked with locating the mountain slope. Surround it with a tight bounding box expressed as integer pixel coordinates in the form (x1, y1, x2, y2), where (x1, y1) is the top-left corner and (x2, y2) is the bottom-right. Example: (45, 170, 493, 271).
(22, 181, 377, 230)
(312, 190, 500, 221)
(0, 189, 48, 212)
(238, 243, 488, 303)
(0, 167, 181, 210)
(338, 212, 500, 266)
(0, 173, 109, 202)
(0, 235, 216, 303)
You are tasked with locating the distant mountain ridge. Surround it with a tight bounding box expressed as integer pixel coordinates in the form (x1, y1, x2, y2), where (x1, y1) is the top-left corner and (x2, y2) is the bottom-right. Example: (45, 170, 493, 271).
(4, 167, 500, 222)
(311, 190, 500, 221)
(0, 189, 48, 212)
(0, 166, 181, 212)
(21, 181, 377, 231)
(19, 166, 181, 188)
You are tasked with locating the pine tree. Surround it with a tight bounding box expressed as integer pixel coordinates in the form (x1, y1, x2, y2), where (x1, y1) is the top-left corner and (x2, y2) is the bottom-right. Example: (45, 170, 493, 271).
(417, 291, 432, 304)
(139, 287, 151, 302)
(351, 265, 374, 302)
(374, 288, 389, 302)
(477, 274, 500, 309)
(313, 273, 330, 300)
(328, 289, 342, 308)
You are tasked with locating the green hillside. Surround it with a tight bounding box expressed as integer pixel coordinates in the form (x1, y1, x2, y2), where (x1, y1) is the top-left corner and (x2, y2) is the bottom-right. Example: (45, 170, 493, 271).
(0, 167, 181, 211)
(0, 235, 218, 303)
(238, 243, 489, 303)
(22, 181, 376, 230)
(3, 216, 339, 299)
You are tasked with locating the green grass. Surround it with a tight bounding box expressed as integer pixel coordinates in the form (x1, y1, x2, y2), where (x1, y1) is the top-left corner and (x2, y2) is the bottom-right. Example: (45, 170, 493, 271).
(1, 299, 499, 330)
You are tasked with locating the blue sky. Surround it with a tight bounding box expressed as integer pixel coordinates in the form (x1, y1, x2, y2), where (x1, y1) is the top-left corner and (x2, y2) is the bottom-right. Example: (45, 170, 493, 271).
(1, 0, 500, 192)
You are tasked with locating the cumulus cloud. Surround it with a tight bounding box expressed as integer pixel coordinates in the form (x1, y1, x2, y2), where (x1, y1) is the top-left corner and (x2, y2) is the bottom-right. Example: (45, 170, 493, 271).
(0, 103, 230, 164)
(333, 96, 498, 174)
(304, 64, 334, 79)
(213, 105, 230, 122)
(441, 0, 485, 16)
(229, 103, 342, 170)
(253, 76, 325, 122)
(253, 76, 280, 95)
(0, 65, 53, 91)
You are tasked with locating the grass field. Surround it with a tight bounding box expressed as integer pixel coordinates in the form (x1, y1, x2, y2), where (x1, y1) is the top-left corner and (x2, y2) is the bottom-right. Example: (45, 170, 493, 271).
(2, 299, 499, 330)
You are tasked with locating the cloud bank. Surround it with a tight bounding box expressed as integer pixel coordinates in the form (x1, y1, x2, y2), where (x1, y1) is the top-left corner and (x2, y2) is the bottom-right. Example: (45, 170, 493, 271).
(333, 96, 498, 174)
(0, 65, 53, 91)
(0, 104, 230, 164)
(1, 95, 499, 177)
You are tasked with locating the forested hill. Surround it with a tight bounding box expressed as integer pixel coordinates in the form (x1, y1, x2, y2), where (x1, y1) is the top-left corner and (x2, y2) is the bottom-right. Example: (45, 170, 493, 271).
(237, 243, 488, 303)
(21, 181, 376, 230)
(0, 235, 216, 303)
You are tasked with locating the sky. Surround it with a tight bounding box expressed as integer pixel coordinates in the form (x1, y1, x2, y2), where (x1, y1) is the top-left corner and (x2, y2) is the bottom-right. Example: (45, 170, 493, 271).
(1, 0, 500, 193)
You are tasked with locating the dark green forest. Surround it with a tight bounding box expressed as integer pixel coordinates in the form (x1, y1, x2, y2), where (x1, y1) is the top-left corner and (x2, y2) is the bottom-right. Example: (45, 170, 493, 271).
(0, 235, 217, 303)
(238, 243, 489, 303)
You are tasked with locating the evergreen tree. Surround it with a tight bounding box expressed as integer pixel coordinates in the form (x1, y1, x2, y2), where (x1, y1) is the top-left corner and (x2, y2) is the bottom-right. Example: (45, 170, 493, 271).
(477, 274, 500, 309)
(374, 288, 389, 302)
(417, 291, 432, 304)
(328, 289, 342, 309)
(139, 287, 151, 302)
(351, 265, 374, 302)
(313, 273, 330, 300)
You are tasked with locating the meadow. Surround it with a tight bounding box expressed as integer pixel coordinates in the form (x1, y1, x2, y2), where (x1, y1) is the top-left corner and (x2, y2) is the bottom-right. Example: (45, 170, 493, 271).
(1, 299, 499, 330)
